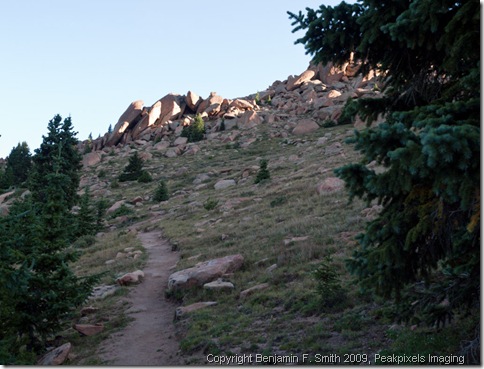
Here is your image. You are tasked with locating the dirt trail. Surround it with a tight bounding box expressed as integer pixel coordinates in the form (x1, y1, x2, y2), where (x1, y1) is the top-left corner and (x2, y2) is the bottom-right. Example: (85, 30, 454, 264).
(97, 231, 181, 365)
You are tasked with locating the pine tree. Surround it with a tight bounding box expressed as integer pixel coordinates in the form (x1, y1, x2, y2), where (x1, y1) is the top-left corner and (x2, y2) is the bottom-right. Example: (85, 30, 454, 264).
(5, 142, 32, 186)
(181, 114, 205, 142)
(153, 180, 169, 202)
(254, 159, 270, 184)
(118, 151, 144, 182)
(76, 187, 97, 237)
(0, 116, 98, 360)
(29, 115, 82, 210)
(289, 0, 480, 325)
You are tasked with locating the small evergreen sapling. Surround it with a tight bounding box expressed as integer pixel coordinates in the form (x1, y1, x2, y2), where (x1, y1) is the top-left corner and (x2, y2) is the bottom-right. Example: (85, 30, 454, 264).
(118, 151, 144, 182)
(254, 159, 270, 184)
(153, 180, 169, 202)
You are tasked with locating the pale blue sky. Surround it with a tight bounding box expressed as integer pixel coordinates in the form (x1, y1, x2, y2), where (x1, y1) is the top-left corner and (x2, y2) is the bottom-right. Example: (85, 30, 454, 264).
(0, 0, 344, 158)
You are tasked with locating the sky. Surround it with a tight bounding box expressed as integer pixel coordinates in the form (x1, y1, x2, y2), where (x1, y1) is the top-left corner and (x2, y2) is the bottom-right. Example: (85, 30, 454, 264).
(0, 0, 346, 159)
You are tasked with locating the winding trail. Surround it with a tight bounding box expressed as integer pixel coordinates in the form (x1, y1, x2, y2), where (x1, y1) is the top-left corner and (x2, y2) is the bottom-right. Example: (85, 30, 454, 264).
(97, 231, 181, 365)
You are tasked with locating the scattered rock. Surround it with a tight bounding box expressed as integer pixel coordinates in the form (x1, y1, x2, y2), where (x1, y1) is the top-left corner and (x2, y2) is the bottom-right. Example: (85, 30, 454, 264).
(168, 254, 244, 291)
(80, 306, 98, 316)
(316, 177, 345, 195)
(116, 270, 145, 286)
(106, 200, 126, 215)
(292, 118, 320, 135)
(239, 283, 270, 299)
(82, 152, 102, 167)
(175, 301, 217, 319)
(214, 179, 236, 190)
(89, 284, 119, 300)
(74, 323, 104, 336)
(38, 342, 72, 365)
(203, 278, 235, 291)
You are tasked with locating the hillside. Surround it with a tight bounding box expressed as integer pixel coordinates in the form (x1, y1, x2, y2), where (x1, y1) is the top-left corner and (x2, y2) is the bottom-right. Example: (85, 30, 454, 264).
(1, 62, 477, 365)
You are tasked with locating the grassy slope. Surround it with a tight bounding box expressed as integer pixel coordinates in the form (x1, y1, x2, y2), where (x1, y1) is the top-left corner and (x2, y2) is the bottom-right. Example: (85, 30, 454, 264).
(68, 114, 477, 364)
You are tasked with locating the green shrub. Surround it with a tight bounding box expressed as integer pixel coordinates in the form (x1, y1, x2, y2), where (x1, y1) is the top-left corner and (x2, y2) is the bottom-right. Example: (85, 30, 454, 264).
(255, 92, 261, 105)
(119, 152, 144, 182)
(153, 180, 169, 202)
(313, 256, 347, 309)
(109, 204, 134, 219)
(181, 114, 205, 142)
(254, 159, 270, 184)
(137, 170, 152, 183)
(204, 198, 218, 211)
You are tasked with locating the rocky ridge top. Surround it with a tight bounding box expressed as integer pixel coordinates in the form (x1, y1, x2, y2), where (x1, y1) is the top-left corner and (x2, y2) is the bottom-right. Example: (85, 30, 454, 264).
(80, 60, 381, 157)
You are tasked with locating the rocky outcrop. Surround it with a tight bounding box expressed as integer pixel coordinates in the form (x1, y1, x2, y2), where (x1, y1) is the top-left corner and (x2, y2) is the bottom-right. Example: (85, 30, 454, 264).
(79, 58, 380, 153)
(105, 100, 144, 147)
(168, 254, 244, 291)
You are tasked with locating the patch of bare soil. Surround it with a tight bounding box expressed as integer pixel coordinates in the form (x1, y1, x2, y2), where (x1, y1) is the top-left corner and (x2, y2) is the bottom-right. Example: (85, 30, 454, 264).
(97, 231, 180, 365)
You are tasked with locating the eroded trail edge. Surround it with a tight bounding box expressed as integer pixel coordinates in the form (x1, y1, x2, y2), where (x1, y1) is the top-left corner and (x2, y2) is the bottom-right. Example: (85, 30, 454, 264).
(98, 231, 180, 365)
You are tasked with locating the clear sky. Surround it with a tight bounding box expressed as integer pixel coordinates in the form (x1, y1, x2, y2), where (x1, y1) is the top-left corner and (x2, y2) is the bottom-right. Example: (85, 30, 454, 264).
(0, 0, 345, 158)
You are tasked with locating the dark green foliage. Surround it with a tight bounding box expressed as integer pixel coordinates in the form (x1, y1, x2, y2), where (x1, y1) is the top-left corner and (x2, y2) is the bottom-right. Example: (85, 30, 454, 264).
(5, 142, 32, 186)
(29, 115, 82, 210)
(75, 187, 97, 237)
(337, 98, 359, 126)
(153, 180, 169, 202)
(254, 159, 270, 184)
(108, 124, 113, 134)
(254, 92, 261, 105)
(313, 256, 347, 309)
(137, 170, 152, 183)
(203, 198, 218, 211)
(109, 204, 134, 219)
(219, 119, 226, 131)
(288, 2, 364, 66)
(118, 151, 144, 182)
(95, 198, 109, 231)
(181, 114, 205, 143)
(290, 0, 480, 326)
(0, 116, 98, 362)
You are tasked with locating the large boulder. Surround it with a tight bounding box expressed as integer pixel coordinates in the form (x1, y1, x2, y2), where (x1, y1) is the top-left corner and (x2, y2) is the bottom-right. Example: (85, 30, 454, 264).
(214, 179, 236, 190)
(186, 91, 203, 112)
(197, 92, 224, 115)
(82, 152, 102, 167)
(287, 69, 316, 91)
(74, 323, 104, 336)
(105, 100, 144, 147)
(292, 118, 320, 135)
(38, 342, 72, 365)
(168, 254, 244, 291)
(131, 101, 162, 139)
(238, 110, 263, 130)
(116, 270, 144, 285)
(159, 94, 183, 125)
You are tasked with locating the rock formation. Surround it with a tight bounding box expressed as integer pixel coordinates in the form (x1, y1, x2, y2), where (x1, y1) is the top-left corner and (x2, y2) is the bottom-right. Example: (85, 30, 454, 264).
(79, 60, 380, 155)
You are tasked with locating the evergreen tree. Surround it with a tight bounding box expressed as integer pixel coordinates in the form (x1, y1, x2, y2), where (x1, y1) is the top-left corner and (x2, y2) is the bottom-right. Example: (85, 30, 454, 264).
(181, 114, 205, 142)
(118, 151, 144, 182)
(289, 0, 480, 325)
(0, 116, 98, 361)
(5, 142, 32, 186)
(153, 180, 169, 202)
(76, 187, 97, 237)
(254, 159, 270, 184)
(29, 115, 82, 210)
